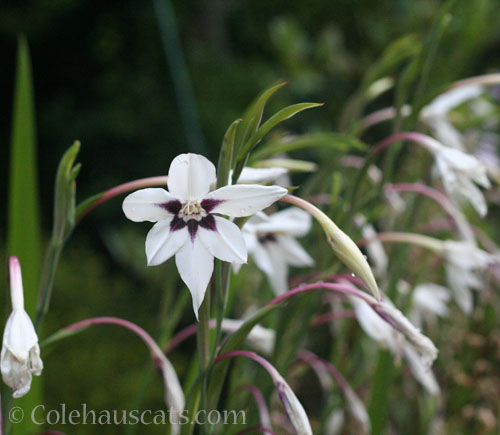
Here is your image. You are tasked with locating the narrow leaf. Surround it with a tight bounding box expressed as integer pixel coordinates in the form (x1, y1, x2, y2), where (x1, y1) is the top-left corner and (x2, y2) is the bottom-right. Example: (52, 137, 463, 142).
(238, 102, 324, 160)
(6, 35, 43, 435)
(250, 132, 366, 161)
(217, 119, 241, 188)
(233, 81, 288, 160)
(7, 35, 42, 317)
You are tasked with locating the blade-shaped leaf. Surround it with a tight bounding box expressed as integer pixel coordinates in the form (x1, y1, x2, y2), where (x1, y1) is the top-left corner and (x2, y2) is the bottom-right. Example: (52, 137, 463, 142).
(233, 81, 288, 160)
(217, 118, 241, 188)
(7, 35, 42, 317)
(6, 35, 43, 435)
(250, 132, 366, 161)
(238, 102, 323, 161)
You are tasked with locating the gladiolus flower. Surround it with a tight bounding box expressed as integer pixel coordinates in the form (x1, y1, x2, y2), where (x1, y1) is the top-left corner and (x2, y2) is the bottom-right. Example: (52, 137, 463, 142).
(123, 153, 287, 318)
(1, 257, 43, 398)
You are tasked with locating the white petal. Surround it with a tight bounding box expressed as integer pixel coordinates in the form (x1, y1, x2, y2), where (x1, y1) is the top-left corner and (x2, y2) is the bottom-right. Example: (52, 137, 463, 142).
(276, 235, 315, 267)
(265, 243, 289, 295)
(202, 185, 287, 217)
(145, 219, 188, 266)
(403, 346, 440, 395)
(122, 188, 177, 222)
(350, 297, 398, 351)
(275, 373, 313, 435)
(237, 167, 288, 184)
(2, 311, 38, 361)
(175, 238, 214, 319)
(198, 216, 247, 264)
(253, 207, 312, 237)
(167, 153, 216, 200)
(250, 242, 274, 276)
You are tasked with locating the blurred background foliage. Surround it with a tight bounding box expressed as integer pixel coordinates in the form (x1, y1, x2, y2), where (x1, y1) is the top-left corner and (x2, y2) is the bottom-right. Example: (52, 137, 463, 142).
(1, 0, 500, 433)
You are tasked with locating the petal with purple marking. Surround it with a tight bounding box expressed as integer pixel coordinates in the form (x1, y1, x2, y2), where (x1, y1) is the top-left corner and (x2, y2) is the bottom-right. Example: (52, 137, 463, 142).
(123, 188, 178, 222)
(198, 216, 247, 264)
(145, 219, 189, 266)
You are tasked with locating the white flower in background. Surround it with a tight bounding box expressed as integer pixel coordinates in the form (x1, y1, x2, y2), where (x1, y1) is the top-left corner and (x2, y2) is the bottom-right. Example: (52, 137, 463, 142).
(354, 214, 388, 277)
(443, 240, 495, 314)
(421, 84, 483, 151)
(240, 207, 314, 295)
(350, 296, 439, 395)
(1, 257, 43, 398)
(123, 153, 287, 318)
(409, 283, 451, 329)
(421, 136, 491, 216)
(236, 166, 289, 184)
(433, 146, 491, 216)
(220, 319, 275, 355)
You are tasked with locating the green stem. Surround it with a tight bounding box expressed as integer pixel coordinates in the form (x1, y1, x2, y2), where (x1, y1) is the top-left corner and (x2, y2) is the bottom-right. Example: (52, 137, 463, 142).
(196, 291, 211, 433)
(35, 238, 63, 330)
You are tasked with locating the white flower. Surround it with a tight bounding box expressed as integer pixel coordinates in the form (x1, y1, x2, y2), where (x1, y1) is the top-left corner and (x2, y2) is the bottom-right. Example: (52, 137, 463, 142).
(236, 166, 289, 184)
(410, 283, 450, 328)
(1, 257, 43, 398)
(240, 207, 314, 294)
(433, 146, 491, 216)
(350, 296, 439, 395)
(443, 240, 495, 313)
(421, 85, 483, 151)
(123, 153, 287, 318)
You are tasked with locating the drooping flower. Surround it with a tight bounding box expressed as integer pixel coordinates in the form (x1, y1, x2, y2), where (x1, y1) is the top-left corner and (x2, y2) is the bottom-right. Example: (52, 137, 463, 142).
(123, 153, 287, 318)
(240, 207, 314, 294)
(432, 145, 491, 216)
(350, 296, 439, 395)
(1, 257, 43, 398)
(442, 240, 496, 314)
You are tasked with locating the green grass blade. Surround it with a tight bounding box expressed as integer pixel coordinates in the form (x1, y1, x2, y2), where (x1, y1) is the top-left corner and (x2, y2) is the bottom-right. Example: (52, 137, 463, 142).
(6, 35, 43, 435)
(7, 35, 42, 317)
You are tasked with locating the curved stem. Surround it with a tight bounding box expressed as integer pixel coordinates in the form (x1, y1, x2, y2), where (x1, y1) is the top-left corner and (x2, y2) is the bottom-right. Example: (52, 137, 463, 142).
(358, 231, 444, 253)
(385, 182, 475, 242)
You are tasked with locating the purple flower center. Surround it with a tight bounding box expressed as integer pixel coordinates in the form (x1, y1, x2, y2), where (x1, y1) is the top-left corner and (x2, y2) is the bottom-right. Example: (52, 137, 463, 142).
(158, 199, 221, 241)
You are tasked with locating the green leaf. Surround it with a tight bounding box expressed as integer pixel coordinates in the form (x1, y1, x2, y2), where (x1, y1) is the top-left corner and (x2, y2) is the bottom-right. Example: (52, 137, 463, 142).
(250, 132, 366, 161)
(36, 141, 81, 327)
(207, 304, 278, 409)
(6, 35, 43, 435)
(7, 35, 42, 317)
(233, 81, 288, 160)
(216, 118, 241, 188)
(339, 34, 422, 131)
(362, 34, 422, 89)
(237, 102, 323, 161)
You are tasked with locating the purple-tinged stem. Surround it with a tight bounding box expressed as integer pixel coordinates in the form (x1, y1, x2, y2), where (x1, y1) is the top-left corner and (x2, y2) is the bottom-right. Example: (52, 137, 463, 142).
(266, 282, 375, 308)
(373, 131, 439, 155)
(77, 175, 168, 223)
(297, 349, 349, 392)
(449, 73, 500, 90)
(65, 317, 163, 361)
(242, 384, 272, 429)
(385, 182, 475, 242)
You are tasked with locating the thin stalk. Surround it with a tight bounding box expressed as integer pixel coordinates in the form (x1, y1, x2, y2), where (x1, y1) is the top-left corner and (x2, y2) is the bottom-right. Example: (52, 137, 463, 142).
(196, 292, 211, 432)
